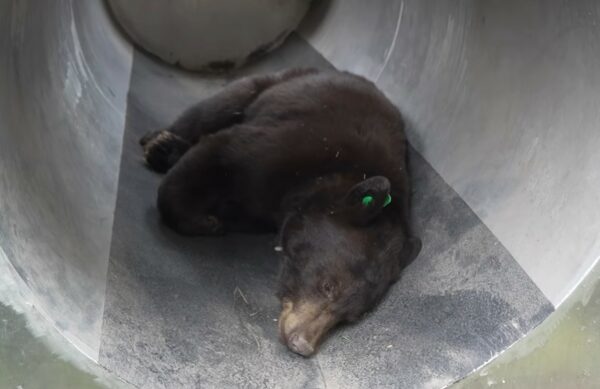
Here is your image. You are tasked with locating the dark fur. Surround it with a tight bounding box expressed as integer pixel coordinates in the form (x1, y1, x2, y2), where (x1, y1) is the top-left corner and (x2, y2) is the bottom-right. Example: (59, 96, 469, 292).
(141, 68, 421, 355)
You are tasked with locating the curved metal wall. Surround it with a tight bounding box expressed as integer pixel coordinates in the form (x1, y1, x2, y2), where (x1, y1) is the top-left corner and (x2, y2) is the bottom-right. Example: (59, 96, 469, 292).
(1, 0, 599, 386)
(0, 0, 132, 358)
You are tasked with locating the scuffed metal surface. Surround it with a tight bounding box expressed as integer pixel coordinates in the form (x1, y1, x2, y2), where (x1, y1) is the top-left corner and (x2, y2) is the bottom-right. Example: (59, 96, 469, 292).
(0, 0, 132, 359)
(1, 0, 599, 387)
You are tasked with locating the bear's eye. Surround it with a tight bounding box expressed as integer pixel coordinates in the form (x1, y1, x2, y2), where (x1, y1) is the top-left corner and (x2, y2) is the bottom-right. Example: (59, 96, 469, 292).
(321, 281, 337, 299)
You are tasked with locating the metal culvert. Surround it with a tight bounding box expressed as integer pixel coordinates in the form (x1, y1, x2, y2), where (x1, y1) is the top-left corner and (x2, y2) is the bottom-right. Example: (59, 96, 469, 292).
(1, 0, 599, 388)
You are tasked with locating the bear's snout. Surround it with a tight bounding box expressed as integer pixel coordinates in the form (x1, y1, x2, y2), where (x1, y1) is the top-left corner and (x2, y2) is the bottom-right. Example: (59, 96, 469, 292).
(287, 333, 314, 357)
(278, 298, 338, 357)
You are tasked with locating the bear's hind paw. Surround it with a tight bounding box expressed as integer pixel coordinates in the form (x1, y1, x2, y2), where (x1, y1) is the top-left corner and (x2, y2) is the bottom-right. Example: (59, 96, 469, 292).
(141, 130, 191, 173)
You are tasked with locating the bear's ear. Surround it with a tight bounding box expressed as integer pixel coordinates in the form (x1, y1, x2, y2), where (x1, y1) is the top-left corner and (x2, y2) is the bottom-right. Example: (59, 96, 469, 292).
(339, 176, 391, 225)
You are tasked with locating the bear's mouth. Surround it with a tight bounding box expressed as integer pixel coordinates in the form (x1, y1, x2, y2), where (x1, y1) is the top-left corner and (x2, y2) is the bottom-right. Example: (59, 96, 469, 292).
(278, 298, 338, 357)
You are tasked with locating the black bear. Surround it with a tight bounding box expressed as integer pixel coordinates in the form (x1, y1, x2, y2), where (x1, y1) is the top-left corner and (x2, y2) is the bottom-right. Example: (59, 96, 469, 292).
(140, 68, 421, 357)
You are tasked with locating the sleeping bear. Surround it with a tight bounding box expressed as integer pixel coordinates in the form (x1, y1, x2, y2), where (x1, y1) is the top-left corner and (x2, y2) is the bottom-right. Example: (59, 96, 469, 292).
(140, 68, 421, 357)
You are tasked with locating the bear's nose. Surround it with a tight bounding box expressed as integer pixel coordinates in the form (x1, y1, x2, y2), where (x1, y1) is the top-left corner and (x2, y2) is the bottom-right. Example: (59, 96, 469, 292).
(287, 333, 314, 357)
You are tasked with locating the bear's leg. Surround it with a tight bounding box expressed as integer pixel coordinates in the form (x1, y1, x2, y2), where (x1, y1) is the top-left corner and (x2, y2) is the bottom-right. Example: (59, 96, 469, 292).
(141, 68, 318, 173)
(155, 136, 231, 236)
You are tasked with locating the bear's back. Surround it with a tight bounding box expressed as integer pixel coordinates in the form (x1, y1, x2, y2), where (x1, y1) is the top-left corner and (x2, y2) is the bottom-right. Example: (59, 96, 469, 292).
(244, 71, 408, 177)
(228, 70, 410, 225)
(246, 71, 404, 137)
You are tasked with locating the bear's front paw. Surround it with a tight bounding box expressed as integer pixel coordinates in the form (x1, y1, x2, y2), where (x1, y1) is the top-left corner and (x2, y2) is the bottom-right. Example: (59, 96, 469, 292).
(140, 130, 191, 173)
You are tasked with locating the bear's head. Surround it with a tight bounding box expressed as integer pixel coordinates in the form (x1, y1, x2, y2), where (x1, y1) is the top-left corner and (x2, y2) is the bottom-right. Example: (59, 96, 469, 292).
(276, 176, 421, 356)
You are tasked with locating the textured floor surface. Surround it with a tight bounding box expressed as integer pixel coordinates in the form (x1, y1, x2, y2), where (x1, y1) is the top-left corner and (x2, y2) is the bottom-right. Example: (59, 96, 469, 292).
(98, 36, 553, 389)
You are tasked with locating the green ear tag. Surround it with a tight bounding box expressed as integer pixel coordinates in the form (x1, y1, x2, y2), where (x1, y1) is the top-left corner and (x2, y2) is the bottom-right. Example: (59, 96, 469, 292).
(361, 195, 374, 206)
(383, 194, 392, 207)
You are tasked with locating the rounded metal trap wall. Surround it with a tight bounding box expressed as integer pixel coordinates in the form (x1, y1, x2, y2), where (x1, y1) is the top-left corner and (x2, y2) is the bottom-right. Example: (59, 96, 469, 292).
(1, 1, 599, 388)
